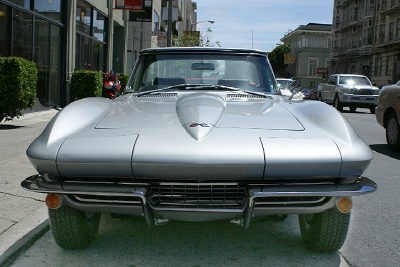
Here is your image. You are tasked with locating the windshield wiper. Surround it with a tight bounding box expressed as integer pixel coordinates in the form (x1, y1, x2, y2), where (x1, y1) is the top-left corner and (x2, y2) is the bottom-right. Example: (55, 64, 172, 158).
(136, 84, 208, 97)
(136, 84, 268, 98)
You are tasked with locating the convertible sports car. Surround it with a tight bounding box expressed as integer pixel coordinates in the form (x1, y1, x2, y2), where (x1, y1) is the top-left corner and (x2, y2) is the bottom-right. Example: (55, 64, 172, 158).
(22, 47, 377, 252)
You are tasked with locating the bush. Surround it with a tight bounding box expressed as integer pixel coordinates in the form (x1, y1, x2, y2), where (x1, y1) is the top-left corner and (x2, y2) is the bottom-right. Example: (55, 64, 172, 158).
(0, 57, 37, 122)
(70, 70, 103, 100)
(118, 73, 129, 91)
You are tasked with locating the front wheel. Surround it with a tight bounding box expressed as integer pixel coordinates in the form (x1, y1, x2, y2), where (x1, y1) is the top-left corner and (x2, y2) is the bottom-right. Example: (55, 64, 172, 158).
(299, 208, 350, 252)
(370, 106, 376, 114)
(49, 206, 101, 249)
(386, 112, 400, 151)
(333, 96, 343, 112)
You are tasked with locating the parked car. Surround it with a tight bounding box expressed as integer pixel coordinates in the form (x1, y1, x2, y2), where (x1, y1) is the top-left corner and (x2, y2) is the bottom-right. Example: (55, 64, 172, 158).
(21, 47, 377, 252)
(376, 81, 400, 151)
(317, 74, 379, 113)
(302, 87, 318, 100)
(276, 78, 303, 99)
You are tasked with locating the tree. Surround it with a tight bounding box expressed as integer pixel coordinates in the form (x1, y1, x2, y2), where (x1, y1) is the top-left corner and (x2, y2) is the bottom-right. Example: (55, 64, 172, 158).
(174, 28, 221, 47)
(268, 44, 290, 78)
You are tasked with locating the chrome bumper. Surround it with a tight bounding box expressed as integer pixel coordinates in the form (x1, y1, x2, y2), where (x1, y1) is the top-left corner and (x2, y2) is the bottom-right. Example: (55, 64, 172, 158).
(21, 175, 377, 227)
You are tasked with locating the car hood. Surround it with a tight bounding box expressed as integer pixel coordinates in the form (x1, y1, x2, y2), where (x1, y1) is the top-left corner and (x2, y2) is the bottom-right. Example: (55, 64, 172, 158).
(95, 92, 304, 136)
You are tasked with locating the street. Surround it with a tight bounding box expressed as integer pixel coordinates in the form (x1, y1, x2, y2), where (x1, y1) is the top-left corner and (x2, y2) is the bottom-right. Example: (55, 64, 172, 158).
(3, 107, 400, 267)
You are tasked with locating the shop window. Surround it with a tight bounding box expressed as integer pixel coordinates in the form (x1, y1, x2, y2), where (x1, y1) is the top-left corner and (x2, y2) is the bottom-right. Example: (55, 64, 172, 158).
(0, 3, 11, 56)
(76, 0, 91, 35)
(34, 0, 62, 22)
(93, 9, 106, 42)
(7, 0, 30, 9)
(13, 10, 33, 60)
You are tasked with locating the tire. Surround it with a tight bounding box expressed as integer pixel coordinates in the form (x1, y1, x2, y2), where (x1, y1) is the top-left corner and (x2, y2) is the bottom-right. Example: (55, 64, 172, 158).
(385, 112, 400, 152)
(370, 106, 376, 114)
(333, 96, 343, 112)
(299, 208, 350, 252)
(49, 206, 101, 249)
(349, 106, 357, 112)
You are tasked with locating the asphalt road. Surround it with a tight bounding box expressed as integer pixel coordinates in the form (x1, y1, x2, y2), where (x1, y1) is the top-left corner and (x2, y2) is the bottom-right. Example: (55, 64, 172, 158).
(4, 107, 400, 267)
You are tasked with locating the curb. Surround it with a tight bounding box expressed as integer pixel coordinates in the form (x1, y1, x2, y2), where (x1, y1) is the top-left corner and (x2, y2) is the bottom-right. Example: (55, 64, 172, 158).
(0, 220, 50, 267)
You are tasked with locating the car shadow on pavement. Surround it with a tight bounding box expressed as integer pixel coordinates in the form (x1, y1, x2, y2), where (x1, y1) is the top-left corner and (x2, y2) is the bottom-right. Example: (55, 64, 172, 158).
(0, 124, 23, 130)
(370, 144, 400, 160)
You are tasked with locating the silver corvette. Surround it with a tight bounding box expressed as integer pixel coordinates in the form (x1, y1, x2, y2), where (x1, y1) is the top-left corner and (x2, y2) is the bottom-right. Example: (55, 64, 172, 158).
(22, 47, 377, 252)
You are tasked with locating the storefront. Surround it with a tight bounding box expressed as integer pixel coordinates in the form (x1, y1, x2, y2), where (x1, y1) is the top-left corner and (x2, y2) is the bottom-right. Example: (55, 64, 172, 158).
(0, 0, 121, 109)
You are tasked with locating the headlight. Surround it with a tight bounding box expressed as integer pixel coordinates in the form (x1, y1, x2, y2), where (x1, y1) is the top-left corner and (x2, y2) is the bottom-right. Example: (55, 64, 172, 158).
(373, 89, 380, 95)
(341, 87, 354, 94)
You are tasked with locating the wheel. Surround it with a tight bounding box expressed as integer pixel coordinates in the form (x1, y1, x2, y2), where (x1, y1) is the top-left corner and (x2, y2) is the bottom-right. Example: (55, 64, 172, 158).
(370, 106, 376, 114)
(349, 106, 357, 112)
(299, 208, 350, 252)
(333, 96, 343, 112)
(385, 112, 400, 151)
(48, 206, 101, 249)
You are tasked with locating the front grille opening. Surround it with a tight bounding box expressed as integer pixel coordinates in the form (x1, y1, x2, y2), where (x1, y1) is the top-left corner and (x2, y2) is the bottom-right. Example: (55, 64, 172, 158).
(148, 183, 248, 209)
(62, 177, 134, 184)
(254, 196, 328, 207)
(72, 194, 142, 205)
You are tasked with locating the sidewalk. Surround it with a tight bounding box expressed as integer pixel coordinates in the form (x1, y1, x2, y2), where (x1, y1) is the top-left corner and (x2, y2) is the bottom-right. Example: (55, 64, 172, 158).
(0, 108, 60, 265)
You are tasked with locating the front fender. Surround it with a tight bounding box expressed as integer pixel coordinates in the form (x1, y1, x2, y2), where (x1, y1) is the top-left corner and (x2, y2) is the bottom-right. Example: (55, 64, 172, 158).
(26, 98, 118, 177)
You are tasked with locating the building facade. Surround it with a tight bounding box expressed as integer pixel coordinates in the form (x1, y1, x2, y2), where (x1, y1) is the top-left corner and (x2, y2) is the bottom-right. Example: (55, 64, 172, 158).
(126, 0, 198, 73)
(280, 23, 332, 89)
(332, 0, 400, 87)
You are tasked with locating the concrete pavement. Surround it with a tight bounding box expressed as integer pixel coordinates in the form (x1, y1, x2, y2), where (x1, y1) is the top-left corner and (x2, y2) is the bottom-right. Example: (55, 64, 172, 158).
(0, 108, 59, 266)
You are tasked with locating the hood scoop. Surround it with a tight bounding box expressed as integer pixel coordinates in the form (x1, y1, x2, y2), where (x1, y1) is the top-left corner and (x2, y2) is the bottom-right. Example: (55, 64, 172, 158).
(177, 94, 225, 141)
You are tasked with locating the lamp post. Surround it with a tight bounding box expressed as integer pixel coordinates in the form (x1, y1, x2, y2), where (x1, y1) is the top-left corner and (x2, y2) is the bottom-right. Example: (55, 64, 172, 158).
(191, 20, 215, 32)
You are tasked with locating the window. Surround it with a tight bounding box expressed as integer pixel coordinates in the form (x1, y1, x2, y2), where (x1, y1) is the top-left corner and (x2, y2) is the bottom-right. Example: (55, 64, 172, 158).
(396, 19, 400, 38)
(389, 22, 394, 41)
(34, 0, 62, 22)
(153, 11, 159, 31)
(386, 55, 393, 75)
(374, 57, 382, 75)
(93, 9, 106, 42)
(308, 58, 318, 76)
(379, 24, 385, 42)
(76, 0, 92, 35)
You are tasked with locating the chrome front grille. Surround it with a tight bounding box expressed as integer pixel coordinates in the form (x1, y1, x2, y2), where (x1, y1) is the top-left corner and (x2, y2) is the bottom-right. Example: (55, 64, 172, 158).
(354, 89, 373, 95)
(148, 183, 248, 208)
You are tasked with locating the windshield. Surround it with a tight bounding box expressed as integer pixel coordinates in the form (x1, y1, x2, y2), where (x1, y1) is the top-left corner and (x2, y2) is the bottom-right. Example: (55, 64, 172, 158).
(126, 53, 277, 94)
(339, 76, 372, 86)
(276, 79, 293, 90)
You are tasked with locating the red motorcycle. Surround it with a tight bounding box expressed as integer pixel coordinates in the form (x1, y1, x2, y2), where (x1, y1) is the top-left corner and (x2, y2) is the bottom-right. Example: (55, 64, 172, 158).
(102, 70, 121, 99)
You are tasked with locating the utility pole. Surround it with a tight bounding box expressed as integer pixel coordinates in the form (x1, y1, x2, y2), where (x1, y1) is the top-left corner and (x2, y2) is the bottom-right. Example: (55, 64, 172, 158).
(167, 0, 172, 47)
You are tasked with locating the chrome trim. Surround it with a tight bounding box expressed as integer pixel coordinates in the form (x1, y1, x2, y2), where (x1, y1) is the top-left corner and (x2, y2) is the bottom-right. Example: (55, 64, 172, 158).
(21, 175, 377, 215)
(73, 195, 142, 204)
(254, 197, 326, 205)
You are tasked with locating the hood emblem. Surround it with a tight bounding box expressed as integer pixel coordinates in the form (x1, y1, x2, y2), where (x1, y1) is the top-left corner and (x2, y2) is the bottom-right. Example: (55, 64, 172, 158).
(189, 122, 209, 128)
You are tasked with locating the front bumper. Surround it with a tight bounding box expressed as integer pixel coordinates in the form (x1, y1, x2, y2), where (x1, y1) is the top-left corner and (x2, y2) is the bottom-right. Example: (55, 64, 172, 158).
(21, 175, 377, 227)
(340, 93, 378, 106)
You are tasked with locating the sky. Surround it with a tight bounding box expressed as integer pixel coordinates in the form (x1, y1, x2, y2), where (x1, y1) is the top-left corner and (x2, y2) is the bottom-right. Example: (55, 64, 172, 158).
(196, 0, 334, 52)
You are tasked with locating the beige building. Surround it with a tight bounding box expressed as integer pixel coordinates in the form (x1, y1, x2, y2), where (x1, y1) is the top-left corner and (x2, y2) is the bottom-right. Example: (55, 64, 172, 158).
(280, 23, 332, 88)
(331, 0, 400, 87)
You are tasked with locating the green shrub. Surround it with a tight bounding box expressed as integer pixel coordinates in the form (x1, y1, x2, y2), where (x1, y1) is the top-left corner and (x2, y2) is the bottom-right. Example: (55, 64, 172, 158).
(118, 73, 129, 91)
(0, 57, 37, 122)
(70, 70, 103, 100)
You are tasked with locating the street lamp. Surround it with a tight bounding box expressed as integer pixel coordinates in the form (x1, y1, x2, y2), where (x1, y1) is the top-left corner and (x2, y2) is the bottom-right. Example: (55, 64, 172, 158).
(191, 20, 215, 31)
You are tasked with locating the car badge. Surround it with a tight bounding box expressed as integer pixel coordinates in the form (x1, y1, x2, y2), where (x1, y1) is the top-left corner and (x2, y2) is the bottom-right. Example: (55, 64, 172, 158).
(189, 123, 209, 128)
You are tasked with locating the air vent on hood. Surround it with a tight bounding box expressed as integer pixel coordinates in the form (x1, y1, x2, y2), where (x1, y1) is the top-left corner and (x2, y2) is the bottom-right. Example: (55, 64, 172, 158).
(227, 94, 272, 99)
(141, 93, 177, 98)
